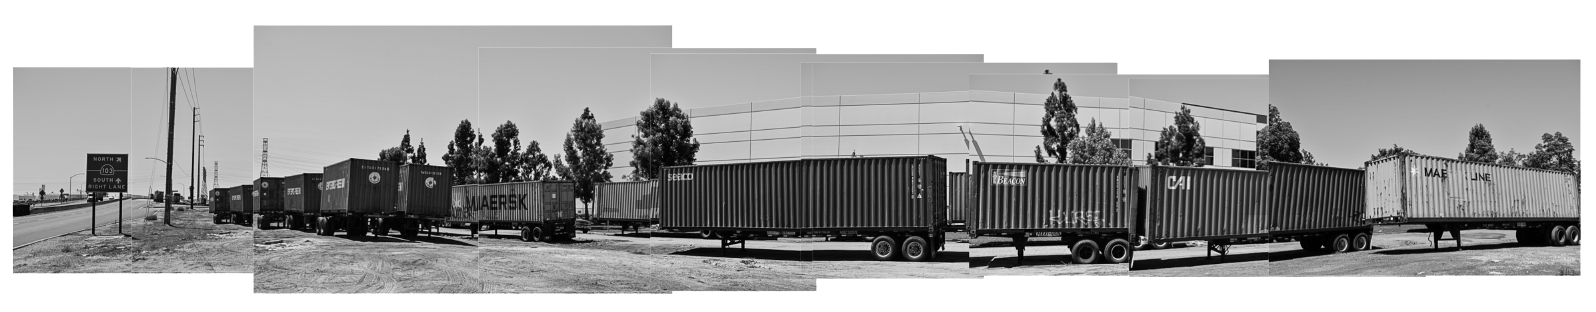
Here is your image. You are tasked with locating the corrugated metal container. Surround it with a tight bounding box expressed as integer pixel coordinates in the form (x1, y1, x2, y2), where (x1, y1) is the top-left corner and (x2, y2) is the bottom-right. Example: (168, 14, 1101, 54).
(1267, 162, 1366, 234)
(469, 181, 577, 223)
(948, 172, 969, 223)
(595, 180, 659, 222)
(1141, 166, 1267, 242)
(808, 156, 947, 230)
(211, 188, 231, 214)
(396, 164, 453, 217)
(320, 159, 399, 215)
(253, 177, 286, 213)
(229, 185, 254, 214)
(968, 163, 1137, 235)
(1366, 154, 1579, 223)
(661, 160, 805, 230)
(448, 185, 475, 223)
(284, 173, 323, 213)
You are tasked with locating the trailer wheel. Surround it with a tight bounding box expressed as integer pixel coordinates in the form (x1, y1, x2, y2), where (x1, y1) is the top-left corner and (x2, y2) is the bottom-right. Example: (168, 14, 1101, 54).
(1328, 234, 1352, 253)
(1070, 240, 1100, 264)
(314, 217, 327, 236)
(1102, 239, 1131, 264)
(532, 227, 546, 242)
(1352, 233, 1371, 251)
(699, 230, 712, 239)
(1299, 238, 1323, 251)
(870, 236, 900, 261)
(1151, 242, 1169, 250)
(1565, 225, 1580, 246)
(901, 236, 932, 262)
(1547, 225, 1567, 247)
(373, 218, 390, 236)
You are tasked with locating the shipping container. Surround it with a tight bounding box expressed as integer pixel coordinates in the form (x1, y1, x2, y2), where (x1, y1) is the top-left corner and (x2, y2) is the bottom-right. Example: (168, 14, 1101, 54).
(320, 158, 399, 215)
(1365, 154, 1580, 248)
(210, 188, 231, 215)
(396, 164, 453, 217)
(448, 185, 475, 226)
(968, 162, 1138, 264)
(808, 156, 947, 231)
(1140, 165, 1268, 244)
(594, 180, 659, 227)
(660, 156, 950, 261)
(252, 177, 288, 229)
(661, 160, 805, 231)
(283, 173, 323, 230)
(1265, 162, 1373, 253)
(464, 181, 578, 241)
(947, 172, 970, 230)
(228, 184, 254, 225)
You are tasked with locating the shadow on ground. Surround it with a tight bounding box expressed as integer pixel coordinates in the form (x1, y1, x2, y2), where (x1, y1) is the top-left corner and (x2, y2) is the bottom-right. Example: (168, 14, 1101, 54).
(1131, 252, 1269, 271)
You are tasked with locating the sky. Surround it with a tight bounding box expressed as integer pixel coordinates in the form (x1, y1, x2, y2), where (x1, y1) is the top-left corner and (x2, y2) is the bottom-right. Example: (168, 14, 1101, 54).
(12, 68, 130, 196)
(800, 63, 1118, 96)
(970, 74, 1269, 106)
(478, 47, 815, 157)
(252, 26, 672, 176)
(126, 68, 254, 198)
(1270, 60, 1579, 168)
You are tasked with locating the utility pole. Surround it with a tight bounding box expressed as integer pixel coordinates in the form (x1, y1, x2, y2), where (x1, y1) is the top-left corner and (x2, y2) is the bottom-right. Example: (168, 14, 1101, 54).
(191, 106, 198, 211)
(165, 67, 176, 225)
(199, 134, 205, 203)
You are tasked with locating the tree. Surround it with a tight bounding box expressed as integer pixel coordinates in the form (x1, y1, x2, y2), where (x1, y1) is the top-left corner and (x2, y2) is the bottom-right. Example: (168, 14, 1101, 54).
(556, 108, 614, 210)
(517, 140, 553, 181)
(1065, 119, 1130, 165)
(1369, 144, 1419, 161)
(1151, 106, 1207, 167)
(1524, 132, 1578, 174)
(1457, 124, 1499, 163)
(1497, 149, 1526, 167)
(411, 139, 429, 165)
(441, 120, 477, 185)
(630, 98, 701, 181)
(469, 131, 493, 184)
(1255, 104, 1308, 168)
(486, 121, 525, 183)
(378, 147, 405, 162)
(1033, 79, 1079, 163)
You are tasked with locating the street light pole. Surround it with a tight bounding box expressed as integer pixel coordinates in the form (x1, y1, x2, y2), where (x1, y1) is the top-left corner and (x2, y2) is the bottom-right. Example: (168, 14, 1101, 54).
(68, 173, 83, 198)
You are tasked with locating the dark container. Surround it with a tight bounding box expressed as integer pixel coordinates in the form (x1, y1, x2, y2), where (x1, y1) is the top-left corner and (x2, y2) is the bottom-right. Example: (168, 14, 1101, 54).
(254, 177, 286, 213)
(947, 172, 970, 224)
(284, 173, 323, 214)
(211, 188, 231, 214)
(1267, 162, 1365, 234)
(968, 162, 1138, 235)
(594, 180, 659, 222)
(229, 184, 255, 214)
(396, 164, 454, 217)
(14, 204, 30, 216)
(661, 160, 805, 230)
(808, 156, 947, 231)
(1140, 166, 1268, 243)
(321, 159, 399, 215)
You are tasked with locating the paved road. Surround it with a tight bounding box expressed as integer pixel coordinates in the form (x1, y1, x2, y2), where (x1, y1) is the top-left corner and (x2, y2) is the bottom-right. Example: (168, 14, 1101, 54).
(12, 199, 170, 247)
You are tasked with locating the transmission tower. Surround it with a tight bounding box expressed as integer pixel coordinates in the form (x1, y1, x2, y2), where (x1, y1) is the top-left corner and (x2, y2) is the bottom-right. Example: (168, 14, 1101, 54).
(214, 161, 219, 190)
(260, 138, 269, 177)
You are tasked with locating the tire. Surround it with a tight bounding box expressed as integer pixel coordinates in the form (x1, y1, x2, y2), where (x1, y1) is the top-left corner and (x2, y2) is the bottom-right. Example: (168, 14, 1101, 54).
(1151, 242, 1169, 250)
(901, 236, 932, 262)
(1547, 225, 1567, 247)
(870, 236, 900, 261)
(374, 218, 390, 236)
(1326, 234, 1351, 253)
(699, 230, 712, 239)
(1102, 239, 1132, 264)
(1299, 237, 1323, 251)
(1351, 232, 1371, 251)
(1565, 225, 1580, 246)
(519, 227, 533, 242)
(1070, 240, 1100, 264)
(285, 215, 297, 230)
(315, 217, 329, 236)
(1515, 229, 1536, 245)
(531, 227, 546, 242)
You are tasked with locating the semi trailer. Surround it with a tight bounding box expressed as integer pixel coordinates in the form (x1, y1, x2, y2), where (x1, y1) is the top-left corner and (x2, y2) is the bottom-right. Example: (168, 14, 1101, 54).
(947, 172, 970, 232)
(463, 181, 578, 242)
(252, 177, 286, 229)
(381, 163, 455, 238)
(1365, 154, 1580, 248)
(209, 188, 231, 224)
(593, 180, 658, 233)
(283, 173, 323, 230)
(314, 159, 398, 237)
(1265, 162, 1372, 253)
(1138, 165, 1270, 261)
(967, 162, 1138, 264)
(227, 184, 254, 226)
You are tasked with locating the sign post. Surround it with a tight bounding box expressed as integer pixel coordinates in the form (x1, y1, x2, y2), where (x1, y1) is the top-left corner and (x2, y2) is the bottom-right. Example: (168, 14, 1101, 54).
(86, 154, 129, 236)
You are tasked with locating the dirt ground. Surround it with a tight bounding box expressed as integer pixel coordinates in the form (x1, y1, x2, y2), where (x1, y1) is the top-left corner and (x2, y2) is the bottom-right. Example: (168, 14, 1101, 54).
(12, 209, 253, 273)
(968, 234, 1129, 276)
(252, 225, 482, 293)
(1129, 242, 1270, 277)
(1267, 226, 1581, 276)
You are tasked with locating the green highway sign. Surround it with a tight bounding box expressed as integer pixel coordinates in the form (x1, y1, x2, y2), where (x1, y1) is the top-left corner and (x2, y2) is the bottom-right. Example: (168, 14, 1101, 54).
(86, 153, 129, 192)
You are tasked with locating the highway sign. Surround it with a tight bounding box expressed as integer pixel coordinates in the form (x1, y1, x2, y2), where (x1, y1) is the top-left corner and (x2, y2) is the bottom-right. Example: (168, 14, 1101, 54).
(86, 154, 129, 192)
